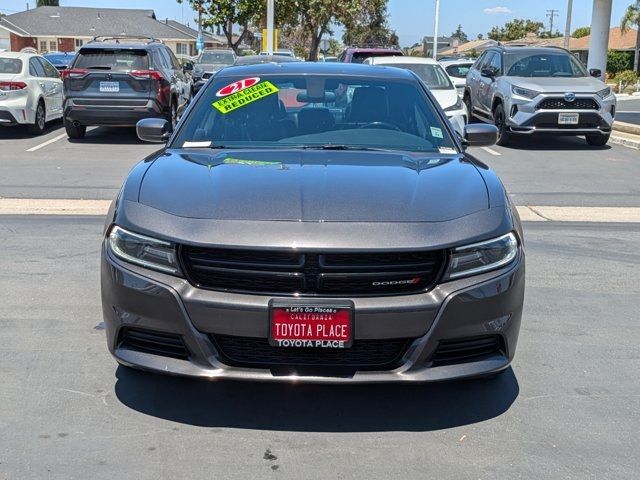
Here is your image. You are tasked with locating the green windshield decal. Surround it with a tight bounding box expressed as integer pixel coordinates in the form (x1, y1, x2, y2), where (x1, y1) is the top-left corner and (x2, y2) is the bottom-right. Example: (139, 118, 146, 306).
(223, 157, 282, 167)
(212, 81, 279, 114)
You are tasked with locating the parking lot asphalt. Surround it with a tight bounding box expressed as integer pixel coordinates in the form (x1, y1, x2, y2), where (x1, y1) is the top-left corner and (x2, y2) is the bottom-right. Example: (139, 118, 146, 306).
(1, 126, 639, 479)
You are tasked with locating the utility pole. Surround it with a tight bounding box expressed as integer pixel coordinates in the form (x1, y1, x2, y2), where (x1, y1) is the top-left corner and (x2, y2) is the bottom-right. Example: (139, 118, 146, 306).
(196, 1, 204, 54)
(635, 0, 640, 72)
(563, 0, 573, 49)
(546, 9, 559, 36)
(432, 0, 440, 60)
(266, 0, 275, 55)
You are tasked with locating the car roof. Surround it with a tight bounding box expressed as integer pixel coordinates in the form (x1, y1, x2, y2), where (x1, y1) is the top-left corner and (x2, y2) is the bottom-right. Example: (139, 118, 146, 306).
(370, 56, 438, 65)
(217, 62, 417, 80)
(0, 51, 34, 59)
(233, 55, 302, 66)
(439, 58, 474, 66)
(492, 46, 569, 55)
(346, 47, 402, 53)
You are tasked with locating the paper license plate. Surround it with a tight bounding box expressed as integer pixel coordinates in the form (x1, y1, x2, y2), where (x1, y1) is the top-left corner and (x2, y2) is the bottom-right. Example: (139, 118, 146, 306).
(558, 113, 579, 125)
(270, 304, 353, 348)
(99, 81, 120, 93)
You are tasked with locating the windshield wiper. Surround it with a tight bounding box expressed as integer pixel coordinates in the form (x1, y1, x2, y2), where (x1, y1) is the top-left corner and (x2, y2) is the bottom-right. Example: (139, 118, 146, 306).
(301, 144, 389, 152)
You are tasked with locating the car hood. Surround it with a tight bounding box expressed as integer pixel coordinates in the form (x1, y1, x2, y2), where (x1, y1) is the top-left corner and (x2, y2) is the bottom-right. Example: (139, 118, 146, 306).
(137, 149, 489, 222)
(431, 88, 459, 109)
(507, 76, 606, 93)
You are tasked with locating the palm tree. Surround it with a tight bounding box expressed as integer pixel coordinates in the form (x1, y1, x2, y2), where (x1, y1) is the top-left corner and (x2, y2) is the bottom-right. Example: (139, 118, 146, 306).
(36, 0, 60, 6)
(621, 2, 640, 72)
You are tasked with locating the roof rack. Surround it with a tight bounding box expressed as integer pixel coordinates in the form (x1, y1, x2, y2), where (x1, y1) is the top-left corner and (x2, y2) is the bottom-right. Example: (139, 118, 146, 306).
(90, 35, 163, 44)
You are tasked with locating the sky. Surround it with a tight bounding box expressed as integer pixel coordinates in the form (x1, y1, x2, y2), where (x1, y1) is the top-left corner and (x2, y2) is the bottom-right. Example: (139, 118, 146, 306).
(0, 0, 634, 47)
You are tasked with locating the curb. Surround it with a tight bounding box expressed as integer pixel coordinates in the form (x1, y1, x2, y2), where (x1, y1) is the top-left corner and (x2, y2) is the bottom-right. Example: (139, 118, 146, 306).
(613, 121, 640, 136)
(610, 134, 640, 150)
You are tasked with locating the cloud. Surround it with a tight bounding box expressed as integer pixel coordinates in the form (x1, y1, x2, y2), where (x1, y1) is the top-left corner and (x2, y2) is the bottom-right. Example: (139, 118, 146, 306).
(483, 6, 513, 15)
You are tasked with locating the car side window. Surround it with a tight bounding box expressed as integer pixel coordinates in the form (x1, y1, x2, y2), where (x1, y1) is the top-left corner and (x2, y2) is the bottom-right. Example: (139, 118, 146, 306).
(38, 58, 60, 79)
(153, 50, 169, 70)
(29, 57, 46, 78)
(480, 52, 495, 72)
(166, 48, 181, 70)
(159, 48, 174, 70)
(473, 52, 488, 70)
(489, 53, 502, 76)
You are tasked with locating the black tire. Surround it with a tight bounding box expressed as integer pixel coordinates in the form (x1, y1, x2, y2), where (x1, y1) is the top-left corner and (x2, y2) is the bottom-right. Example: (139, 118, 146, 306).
(493, 103, 511, 146)
(64, 117, 86, 139)
(463, 92, 475, 122)
(167, 100, 178, 131)
(27, 100, 46, 135)
(585, 133, 610, 146)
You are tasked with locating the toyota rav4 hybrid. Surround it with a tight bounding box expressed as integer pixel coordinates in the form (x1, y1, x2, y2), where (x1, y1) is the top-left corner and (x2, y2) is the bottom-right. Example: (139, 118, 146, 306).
(464, 46, 616, 146)
(101, 63, 525, 383)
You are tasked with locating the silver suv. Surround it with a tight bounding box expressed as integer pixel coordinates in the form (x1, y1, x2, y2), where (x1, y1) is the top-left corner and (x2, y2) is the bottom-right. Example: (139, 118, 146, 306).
(464, 46, 616, 146)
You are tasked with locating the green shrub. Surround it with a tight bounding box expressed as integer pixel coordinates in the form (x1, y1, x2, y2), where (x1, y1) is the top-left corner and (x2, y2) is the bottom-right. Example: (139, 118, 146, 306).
(612, 70, 639, 92)
(607, 50, 633, 76)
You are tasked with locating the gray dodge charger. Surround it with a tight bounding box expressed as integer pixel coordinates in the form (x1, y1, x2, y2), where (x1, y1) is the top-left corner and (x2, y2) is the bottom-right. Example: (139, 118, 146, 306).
(101, 63, 525, 383)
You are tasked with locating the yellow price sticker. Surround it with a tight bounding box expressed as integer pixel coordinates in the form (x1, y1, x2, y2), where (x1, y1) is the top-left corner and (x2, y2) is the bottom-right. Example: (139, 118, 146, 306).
(212, 81, 279, 114)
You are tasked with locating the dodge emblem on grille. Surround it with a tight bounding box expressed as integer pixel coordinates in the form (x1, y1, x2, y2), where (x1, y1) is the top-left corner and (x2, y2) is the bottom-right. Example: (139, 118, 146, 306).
(372, 278, 421, 287)
(564, 92, 576, 102)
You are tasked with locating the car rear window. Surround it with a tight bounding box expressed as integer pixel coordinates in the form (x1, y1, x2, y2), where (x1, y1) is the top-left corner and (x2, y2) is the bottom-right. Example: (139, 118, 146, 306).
(173, 74, 457, 153)
(74, 48, 149, 72)
(351, 52, 403, 64)
(199, 52, 235, 64)
(390, 63, 453, 90)
(0, 58, 23, 74)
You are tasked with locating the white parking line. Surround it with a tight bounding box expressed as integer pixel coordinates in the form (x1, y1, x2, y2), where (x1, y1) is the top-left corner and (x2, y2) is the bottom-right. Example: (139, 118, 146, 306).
(26, 133, 68, 152)
(481, 146, 502, 156)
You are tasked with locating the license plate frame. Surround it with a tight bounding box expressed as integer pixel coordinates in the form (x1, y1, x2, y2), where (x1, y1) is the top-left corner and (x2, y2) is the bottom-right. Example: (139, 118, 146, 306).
(269, 300, 354, 349)
(558, 112, 579, 125)
(99, 81, 120, 93)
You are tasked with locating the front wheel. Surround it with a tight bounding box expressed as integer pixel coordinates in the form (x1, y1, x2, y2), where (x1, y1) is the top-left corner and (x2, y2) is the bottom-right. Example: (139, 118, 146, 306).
(27, 101, 46, 135)
(64, 117, 86, 139)
(493, 103, 511, 146)
(585, 133, 610, 146)
(463, 93, 475, 122)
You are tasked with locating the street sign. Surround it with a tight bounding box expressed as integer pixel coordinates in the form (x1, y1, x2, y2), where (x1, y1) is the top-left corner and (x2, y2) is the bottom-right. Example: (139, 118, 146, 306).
(196, 35, 204, 52)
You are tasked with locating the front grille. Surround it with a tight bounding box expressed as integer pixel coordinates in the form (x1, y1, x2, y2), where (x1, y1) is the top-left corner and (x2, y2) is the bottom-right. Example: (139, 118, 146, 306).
(180, 247, 445, 296)
(119, 327, 189, 359)
(212, 335, 411, 370)
(536, 97, 599, 110)
(431, 335, 504, 366)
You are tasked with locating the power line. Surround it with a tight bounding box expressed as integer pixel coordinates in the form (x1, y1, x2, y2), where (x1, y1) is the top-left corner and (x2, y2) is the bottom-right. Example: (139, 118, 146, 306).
(546, 9, 559, 35)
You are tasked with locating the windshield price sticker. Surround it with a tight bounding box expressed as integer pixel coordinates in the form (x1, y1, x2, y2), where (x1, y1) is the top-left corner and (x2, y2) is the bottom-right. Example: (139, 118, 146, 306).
(212, 80, 279, 114)
(215, 77, 260, 97)
(430, 127, 444, 139)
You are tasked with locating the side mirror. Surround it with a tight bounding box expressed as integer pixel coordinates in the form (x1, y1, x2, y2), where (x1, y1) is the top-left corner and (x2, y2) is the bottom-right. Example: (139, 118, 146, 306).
(136, 118, 170, 143)
(183, 61, 194, 73)
(480, 68, 495, 79)
(589, 68, 602, 78)
(463, 123, 498, 147)
(193, 80, 205, 94)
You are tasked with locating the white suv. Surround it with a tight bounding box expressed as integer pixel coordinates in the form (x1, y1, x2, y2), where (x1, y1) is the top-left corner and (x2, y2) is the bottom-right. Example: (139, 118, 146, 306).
(464, 46, 616, 146)
(0, 51, 63, 135)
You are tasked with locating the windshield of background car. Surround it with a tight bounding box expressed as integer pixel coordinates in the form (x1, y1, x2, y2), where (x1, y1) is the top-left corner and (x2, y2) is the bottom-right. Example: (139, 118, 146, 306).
(504, 52, 587, 77)
(351, 52, 402, 63)
(74, 48, 149, 72)
(445, 63, 473, 78)
(0, 57, 23, 74)
(44, 54, 70, 66)
(391, 63, 453, 89)
(199, 52, 235, 64)
(173, 74, 457, 153)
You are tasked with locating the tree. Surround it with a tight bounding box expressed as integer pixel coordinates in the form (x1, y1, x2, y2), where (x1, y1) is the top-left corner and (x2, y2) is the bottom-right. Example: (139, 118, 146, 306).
(176, 0, 263, 54)
(477, 33, 484, 40)
(607, 49, 633, 75)
(487, 19, 544, 41)
(571, 26, 591, 38)
(37, 0, 59, 5)
(620, 3, 640, 72)
(342, 0, 397, 48)
(451, 24, 468, 44)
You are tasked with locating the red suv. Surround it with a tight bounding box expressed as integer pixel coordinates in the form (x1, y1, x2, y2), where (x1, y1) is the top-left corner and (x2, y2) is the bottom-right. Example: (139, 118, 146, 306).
(338, 46, 404, 63)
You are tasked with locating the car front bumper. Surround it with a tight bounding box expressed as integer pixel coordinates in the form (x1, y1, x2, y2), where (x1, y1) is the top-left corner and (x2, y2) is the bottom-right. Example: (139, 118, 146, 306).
(101, 242, 525, 383)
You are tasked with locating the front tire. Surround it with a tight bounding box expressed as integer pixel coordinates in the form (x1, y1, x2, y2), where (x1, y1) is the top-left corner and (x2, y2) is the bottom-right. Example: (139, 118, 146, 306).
(64, 117, 86, 139)
(167, 100, 178, 131)
(27, 101, 46, 135)
(493, 103, 511, 146)
(463, 92, 475, 122)
(585, 133, 610, 146)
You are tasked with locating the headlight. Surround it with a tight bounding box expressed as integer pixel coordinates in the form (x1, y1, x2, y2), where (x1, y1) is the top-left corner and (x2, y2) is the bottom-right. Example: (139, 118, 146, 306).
(444, 232, 518, 280)
(108, 226, 181, 275)
(511, 85, 539, 99)
(596, 87, 611, 99)
(444, 97, 463, 112)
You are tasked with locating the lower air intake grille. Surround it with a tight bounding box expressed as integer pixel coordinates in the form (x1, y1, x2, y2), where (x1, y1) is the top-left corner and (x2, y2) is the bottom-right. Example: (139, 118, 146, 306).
(431, 335, 504, 365)
(212, 335, 411, 370)
(119, 327, 189, 360)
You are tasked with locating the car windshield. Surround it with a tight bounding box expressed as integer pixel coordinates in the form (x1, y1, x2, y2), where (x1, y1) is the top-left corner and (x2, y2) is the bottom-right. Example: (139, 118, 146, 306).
(445, 63, 473, 79)
(74, 49, 149, 71)
(504, 52, 587, 78)
(390, 63, 453, 90)
(0, 57, 23, 74)
(199, 52, 235, 64)
(172, 73, 457, 153)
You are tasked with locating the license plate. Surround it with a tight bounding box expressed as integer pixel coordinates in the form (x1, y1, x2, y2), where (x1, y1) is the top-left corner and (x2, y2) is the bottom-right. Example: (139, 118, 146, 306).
(269, 304, 353, 348)
(558, 113, 579, 125)
(99, 81, 119, 93)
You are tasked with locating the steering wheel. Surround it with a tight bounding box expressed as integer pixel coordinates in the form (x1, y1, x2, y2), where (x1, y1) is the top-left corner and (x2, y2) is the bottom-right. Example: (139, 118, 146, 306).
(358, 121, 401, 131)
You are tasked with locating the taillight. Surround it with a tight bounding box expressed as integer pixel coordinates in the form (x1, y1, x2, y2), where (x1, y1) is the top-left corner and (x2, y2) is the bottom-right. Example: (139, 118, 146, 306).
(130, 70, 163, 81)
(61, 68, 88, 79)
(0, 81, 27, 91)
